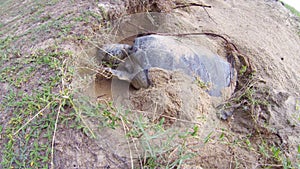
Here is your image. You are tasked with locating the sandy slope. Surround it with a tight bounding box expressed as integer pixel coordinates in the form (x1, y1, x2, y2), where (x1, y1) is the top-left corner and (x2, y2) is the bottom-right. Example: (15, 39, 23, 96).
(0, 0, 299, 168)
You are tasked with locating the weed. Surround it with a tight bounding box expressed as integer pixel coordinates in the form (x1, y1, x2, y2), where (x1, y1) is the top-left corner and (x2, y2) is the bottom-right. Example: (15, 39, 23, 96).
(282, 2, 300, 18)
(0, 36, 14, 50)
(204, 131, 213, 144)
(239, 65, 247, 75)
(195, 76, 210, 89)
(1, 1, 299, 168)
(0, 47, 84, 168)
(0, 1, 112, 168)
(124, 114, 198, 168)
(215, 69, 299, 168)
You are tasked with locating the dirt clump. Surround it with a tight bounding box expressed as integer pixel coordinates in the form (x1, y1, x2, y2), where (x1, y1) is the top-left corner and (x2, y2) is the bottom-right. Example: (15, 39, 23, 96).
(130, 68, 211, 126)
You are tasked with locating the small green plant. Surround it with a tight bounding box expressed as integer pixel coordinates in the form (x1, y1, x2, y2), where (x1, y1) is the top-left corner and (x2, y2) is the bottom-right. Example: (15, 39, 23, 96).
(125, 115, 198, 168)
(282, 2, 300, 18)
(195, 76, 209, 89)
(239, 65, 247, 75)
(204, 131, 213, 144)
(296, 99, 300, 110)
(0, 47, 91, 168)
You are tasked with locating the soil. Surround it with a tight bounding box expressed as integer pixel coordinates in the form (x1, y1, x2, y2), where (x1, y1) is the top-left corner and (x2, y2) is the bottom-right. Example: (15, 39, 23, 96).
(129, 68, 211, 126)
(1, 0, 300, 168)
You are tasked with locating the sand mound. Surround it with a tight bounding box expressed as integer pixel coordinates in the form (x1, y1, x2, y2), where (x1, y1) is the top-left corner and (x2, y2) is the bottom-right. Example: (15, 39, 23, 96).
(129, 68, 211, 126)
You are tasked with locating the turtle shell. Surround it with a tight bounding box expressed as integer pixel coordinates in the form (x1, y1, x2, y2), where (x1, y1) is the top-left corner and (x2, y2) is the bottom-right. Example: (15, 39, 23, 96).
(123, 35, 234, 96)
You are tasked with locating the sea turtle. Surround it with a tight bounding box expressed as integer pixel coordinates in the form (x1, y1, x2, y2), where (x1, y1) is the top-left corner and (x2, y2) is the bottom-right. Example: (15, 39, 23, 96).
(98, 35, 235, 96)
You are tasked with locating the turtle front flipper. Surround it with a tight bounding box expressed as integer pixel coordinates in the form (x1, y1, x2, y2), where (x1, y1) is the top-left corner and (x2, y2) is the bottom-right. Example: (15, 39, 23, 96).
(106, 67, 151, 89)
(131, 69, 151, 89)
(97, 44, 131, 67)
(104, 67, 132, 82)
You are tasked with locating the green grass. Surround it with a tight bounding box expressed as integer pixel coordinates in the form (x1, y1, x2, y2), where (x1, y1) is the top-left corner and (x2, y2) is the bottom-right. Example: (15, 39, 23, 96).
(126, 117, 198, 168)
(0, 1, 110, 167)
(283, 2, 300, 18)
(217, 128, 295, 168)
(280, 2, 300, 36)
(0, 41, 197, 168)
(1, 0, 300, 168)
(0, 47, 75, 168)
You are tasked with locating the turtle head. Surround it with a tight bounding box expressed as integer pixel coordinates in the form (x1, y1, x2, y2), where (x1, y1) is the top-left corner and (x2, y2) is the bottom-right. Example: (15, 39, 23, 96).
(97, 44, 131, 66)
(131, 69, 151, 89)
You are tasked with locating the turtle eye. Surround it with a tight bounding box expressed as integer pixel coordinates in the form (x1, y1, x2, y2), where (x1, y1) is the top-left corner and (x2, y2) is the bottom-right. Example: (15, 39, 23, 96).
(131, 46, 138, 53)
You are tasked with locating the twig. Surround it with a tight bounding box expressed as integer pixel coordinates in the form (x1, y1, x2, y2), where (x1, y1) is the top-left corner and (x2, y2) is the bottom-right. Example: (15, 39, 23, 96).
(137, 32, 239, 53)
(174, 2, 211, 9)
(120, 116, 134, 169)
(13, 101, 53, 135)
(132, 137, 143, 168)
(77, 65, 113, 79)
(132, 109, 202, 125)
(160, 114, 202, 125)
(50, 101, 62, 169)
(229, 155, 233, 169)
(69, 99, 96, 138)
(203, 7, 217, 24)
